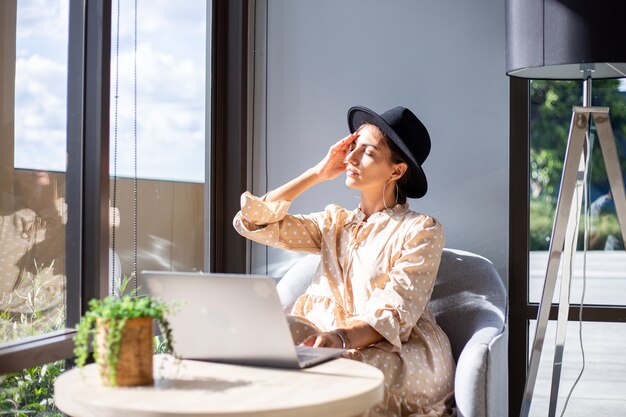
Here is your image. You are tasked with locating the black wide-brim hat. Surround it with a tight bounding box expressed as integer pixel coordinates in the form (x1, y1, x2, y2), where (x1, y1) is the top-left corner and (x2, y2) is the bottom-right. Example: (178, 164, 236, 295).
(347, 105, 431, 198)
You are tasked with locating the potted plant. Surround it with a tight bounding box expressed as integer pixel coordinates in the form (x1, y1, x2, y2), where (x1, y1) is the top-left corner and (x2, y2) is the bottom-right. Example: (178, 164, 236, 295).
(73, 278, 176, 387)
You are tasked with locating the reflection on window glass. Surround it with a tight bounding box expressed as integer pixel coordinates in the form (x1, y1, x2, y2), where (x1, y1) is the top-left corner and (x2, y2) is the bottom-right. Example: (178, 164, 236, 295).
(529, 79, 626, 305)
(1, 1, 68, 345)
(108, 0, 206, 286)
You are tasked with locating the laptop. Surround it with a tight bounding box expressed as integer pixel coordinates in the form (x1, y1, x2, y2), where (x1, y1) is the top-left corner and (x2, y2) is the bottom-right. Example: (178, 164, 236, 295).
(142, 271, 345, 369)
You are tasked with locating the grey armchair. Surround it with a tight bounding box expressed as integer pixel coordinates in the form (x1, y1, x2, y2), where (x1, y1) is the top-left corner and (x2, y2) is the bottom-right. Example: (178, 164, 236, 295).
(276, 248, 508, 417)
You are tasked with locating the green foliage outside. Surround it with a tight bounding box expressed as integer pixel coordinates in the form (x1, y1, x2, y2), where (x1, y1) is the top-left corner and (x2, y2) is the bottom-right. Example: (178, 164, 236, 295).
(0, 263, 65, 416)
(530, 79, 626, 250)
(0, 362, 64, 417)
(530, 198, 623, 251)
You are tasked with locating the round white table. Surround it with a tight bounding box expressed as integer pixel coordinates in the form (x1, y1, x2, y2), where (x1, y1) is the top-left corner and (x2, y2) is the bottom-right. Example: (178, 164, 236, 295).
(54, 355, 384, 417)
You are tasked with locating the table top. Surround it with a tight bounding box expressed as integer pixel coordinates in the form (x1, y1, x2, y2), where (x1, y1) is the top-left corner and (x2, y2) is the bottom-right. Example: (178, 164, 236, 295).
(54, 354, 384, 417)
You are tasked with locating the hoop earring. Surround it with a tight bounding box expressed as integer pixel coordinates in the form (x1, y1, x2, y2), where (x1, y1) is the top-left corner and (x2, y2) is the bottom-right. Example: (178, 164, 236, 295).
(382, 179, 391, 210)
(395, 182, 399, 205)
(382, 179, 399, 210)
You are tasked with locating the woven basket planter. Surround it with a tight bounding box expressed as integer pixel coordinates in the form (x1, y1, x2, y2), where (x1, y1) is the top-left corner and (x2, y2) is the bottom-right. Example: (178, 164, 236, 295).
(96, 316, 154, 386)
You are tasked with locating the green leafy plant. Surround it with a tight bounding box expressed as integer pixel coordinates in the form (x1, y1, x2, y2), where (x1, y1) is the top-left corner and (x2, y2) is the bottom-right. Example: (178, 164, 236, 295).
(73, 277, 177, 386)
(0, 361, 64, 417)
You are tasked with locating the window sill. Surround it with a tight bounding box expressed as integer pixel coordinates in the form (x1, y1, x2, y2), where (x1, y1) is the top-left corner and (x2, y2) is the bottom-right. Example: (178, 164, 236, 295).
(0, 329, 77, 374)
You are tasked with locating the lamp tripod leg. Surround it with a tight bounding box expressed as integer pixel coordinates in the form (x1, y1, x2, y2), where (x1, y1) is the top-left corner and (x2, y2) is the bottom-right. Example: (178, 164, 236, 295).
(593, 112, 626, 247)
(520, 110, 589, 417)
(548, 132, 589, 417)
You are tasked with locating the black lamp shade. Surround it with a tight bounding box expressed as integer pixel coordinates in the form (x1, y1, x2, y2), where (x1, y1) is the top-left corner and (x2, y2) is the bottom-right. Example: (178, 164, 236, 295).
(506, 0, 626, 79)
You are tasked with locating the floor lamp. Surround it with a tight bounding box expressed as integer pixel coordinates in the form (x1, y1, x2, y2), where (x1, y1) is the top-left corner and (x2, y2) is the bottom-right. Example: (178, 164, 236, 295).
(505, 1, 626, 416)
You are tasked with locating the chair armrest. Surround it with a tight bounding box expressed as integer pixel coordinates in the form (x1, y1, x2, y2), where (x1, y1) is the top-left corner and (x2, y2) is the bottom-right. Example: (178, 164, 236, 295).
(455, 324, 508, 417)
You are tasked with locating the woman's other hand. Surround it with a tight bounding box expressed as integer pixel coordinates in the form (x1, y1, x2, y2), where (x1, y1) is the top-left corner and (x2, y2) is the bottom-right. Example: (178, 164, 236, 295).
(299, 321, 382, 350)
(313, 131, 360, 181)
(299, 331, 344, 349)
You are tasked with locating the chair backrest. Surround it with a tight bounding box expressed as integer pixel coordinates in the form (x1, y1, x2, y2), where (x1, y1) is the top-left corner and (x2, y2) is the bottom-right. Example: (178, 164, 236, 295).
(428, 249, 507, 362)
(276, 248, 507, 362)
(276, 253, 320, 312)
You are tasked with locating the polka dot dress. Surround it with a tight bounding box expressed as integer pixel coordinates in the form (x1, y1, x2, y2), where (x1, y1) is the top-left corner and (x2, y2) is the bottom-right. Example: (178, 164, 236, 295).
(234, 192, 455, 417)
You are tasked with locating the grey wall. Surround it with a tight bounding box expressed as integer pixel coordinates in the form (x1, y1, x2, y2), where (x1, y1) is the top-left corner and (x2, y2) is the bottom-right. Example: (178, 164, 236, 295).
(250, 0, 509, 285)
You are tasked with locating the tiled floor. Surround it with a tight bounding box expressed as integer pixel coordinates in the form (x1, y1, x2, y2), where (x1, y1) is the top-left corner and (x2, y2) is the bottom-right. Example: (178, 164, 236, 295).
(528, 251, 626, 416)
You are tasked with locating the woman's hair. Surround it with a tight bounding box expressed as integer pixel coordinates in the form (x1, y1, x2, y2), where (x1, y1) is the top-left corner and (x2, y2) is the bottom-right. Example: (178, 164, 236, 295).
(363, 123, 411, 205)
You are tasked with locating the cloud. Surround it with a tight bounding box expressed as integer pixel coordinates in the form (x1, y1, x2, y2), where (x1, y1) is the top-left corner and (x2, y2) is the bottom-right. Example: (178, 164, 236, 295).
(110, 3, 207, 182)
(15, 0, 69, 56)
(14, 55, 67, 172)
(14, 0, 208, 183)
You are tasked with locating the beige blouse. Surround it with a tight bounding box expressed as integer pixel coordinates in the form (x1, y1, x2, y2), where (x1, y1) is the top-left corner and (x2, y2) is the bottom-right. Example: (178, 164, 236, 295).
(233, 191, 446, 352)
(234, 191, 456, 416)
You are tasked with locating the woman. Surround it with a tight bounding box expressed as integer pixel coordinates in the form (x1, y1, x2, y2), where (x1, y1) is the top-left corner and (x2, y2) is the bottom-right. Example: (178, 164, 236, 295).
(233, 105, 455, 417)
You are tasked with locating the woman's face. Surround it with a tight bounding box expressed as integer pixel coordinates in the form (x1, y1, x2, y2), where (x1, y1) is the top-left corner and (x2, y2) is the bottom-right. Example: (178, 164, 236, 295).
(344, 125, 404, 193)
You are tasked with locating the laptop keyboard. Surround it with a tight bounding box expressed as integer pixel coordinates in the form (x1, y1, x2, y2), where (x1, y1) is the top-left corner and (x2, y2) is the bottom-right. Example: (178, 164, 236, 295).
(295, 346, 332, 364)
(297, 352, 323, 363)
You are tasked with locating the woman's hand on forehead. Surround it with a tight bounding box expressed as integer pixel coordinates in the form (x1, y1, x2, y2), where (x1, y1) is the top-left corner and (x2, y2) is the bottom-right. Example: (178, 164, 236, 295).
(341, 128, 360, 145)
(332, 130, 360, 155)
(350, 126, 364, 142)
(312, 130, 361, 182)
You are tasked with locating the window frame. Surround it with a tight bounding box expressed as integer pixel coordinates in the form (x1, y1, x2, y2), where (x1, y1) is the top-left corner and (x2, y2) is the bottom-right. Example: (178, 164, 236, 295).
(508, 76, 530, 417)
(209, 0, 251, 274)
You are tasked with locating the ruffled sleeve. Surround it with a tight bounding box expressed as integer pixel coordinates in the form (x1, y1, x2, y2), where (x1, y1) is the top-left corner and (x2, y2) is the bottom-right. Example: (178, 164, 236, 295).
(232, 191, 325, 254)
(347, 215, 445, 350)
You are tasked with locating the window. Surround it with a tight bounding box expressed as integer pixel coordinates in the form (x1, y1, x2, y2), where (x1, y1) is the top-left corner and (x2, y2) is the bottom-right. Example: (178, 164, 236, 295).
(509, 77, 626, 416)
(108, 0, 207, 291)
(528, 320, 626, 414)
(529, 79, 626, 306)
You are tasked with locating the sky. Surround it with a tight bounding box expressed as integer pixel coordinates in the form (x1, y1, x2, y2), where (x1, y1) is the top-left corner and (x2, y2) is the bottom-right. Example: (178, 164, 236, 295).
(14, 0, 206, 183)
